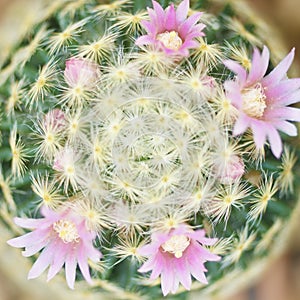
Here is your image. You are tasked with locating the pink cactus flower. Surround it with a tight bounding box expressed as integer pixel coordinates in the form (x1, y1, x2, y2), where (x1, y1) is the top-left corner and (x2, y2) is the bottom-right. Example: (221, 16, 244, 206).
(44, 109, 66, 130)
(215, 155, 245, 184)
(52, 148, 74, 172)
(135, 0, 205, 57)
(7, 205, 101, 289)
(64, 58, 100, 88)
(224, 46, 300, 158)
(138, 224, 220, 296)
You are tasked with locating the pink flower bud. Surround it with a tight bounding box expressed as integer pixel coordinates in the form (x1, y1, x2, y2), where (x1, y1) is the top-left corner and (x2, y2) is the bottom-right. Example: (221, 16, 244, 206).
(216, 155, 245, 184)
(52, 148, 74, 172)
(44, 109, 66, 130)
(64, 58, 100, 88)
(203, 75, 216, 89)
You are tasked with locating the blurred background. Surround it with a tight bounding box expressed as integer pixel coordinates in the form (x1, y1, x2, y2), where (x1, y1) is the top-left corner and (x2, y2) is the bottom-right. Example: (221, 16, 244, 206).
(0, 0, 300, 299)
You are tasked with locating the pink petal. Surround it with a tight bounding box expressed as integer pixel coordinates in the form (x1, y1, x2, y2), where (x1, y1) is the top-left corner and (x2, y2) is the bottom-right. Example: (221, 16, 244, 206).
(262, 48, 295, 87)
(150, 253, 165, 280)
(223, 60, 247, 85)
(78, 247, 92, 284)
(268, 107, 300, 122)
(265, 78, 300, 100)
(186, 245, 207, 270)
(7, 230, 47, 248)
(224, 82, 243, 108)
(7, 233, 33, 248)
(174, 47, 189, 57)
(247, 46, 269, 86)
(135, 35, 155, 46)
(14, 217, 43, 229)
(198, 237, 218, 246)
(47, 242, 66, 281)
(22, 239, 48, 257)
(41, 205, 59, 219)
(160, 263, 175, 296)
(176, 0, 189, 23)
(181, 39, 199, 49)
(275, 121, 297, 136)
(147, 8, 156, 22)
(81, 239, 102, 262)
(278, 89, 300, 106)
(267, 127, 283, 158)
(233, 114, 250, 136)
(189, 263, 208, 284)
(188, 229, 205, 241)
(172, 224, 190, 235)
(152, 0, 165, 22)
(28, 244, 55, 279)
(171, 277, 180, 294)
(138, 243, 159, 256)
(192, 243, 220, 261)
(175, 258, 191, 290)
(138, 257, 155, 273)
(65, 250, 77, 289)
(140, 20, 157, 35)
(185, 24, 206, 39)
(251, 120, 267, 149)
(164, 4, 177, 31)
(178, 12, 203, 37)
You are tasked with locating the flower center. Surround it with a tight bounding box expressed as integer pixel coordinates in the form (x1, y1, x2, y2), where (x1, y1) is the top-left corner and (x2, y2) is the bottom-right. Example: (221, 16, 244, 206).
(156, 31, 183, 51)
(53, 219, 80, 243)
(241, 84, 267, 118)
(161, 234, 190, 258)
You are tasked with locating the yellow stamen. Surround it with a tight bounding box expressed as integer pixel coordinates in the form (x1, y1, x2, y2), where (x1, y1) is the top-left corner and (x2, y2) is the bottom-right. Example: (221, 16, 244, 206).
(156, 31, 183, 51)
(53, 219, 80, 243)
(242, 84, 266, 118)
(162, 235, 190, 258)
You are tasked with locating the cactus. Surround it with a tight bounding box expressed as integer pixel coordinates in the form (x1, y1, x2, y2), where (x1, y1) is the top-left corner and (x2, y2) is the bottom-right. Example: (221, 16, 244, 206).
(1, 0, 300, 299)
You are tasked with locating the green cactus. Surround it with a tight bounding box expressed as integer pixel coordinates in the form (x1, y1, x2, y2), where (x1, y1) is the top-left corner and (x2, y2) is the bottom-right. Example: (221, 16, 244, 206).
(0, 0, 299, 299)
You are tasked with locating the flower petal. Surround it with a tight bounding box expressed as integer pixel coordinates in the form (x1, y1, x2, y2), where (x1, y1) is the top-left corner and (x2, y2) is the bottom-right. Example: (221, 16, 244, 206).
(47, 242, 66, 281)
(7, 231, 43, 248)
(138, 243, 159, 256)
(223, 60, 247, 85)
(267, 107, 300, 122)
(175, 258, 191, 290)
(28, 244, 55, 279)
(14, 217, 43, 229)
(275, 121, 297, 136)
(78, 245, 93, 284)
(135, 35, 155, 46)
(278, 89, 300, 106)
(164, 4, 177, 31)
(251, 120, 267, 149)
(150, 253, 165, 280)
(140, 20, 157, 35)
(178, 12, 203, 37)
(65, 250, 77, 289)
(262, 48, 295, 87)
(247, 46, 269, 86)
(160, 263, 175, 296)
(152, 0, 165, 23)
(189, 263, 208, 284)
(267, 127, 283, 158)
(22, 239, 48, 257)
(138, 257, 155, 273)
(265, 78, 300, 101)
(233, 114, 250, 136)
(185, 24, 206, 40)
(176, 0, 189, 23)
